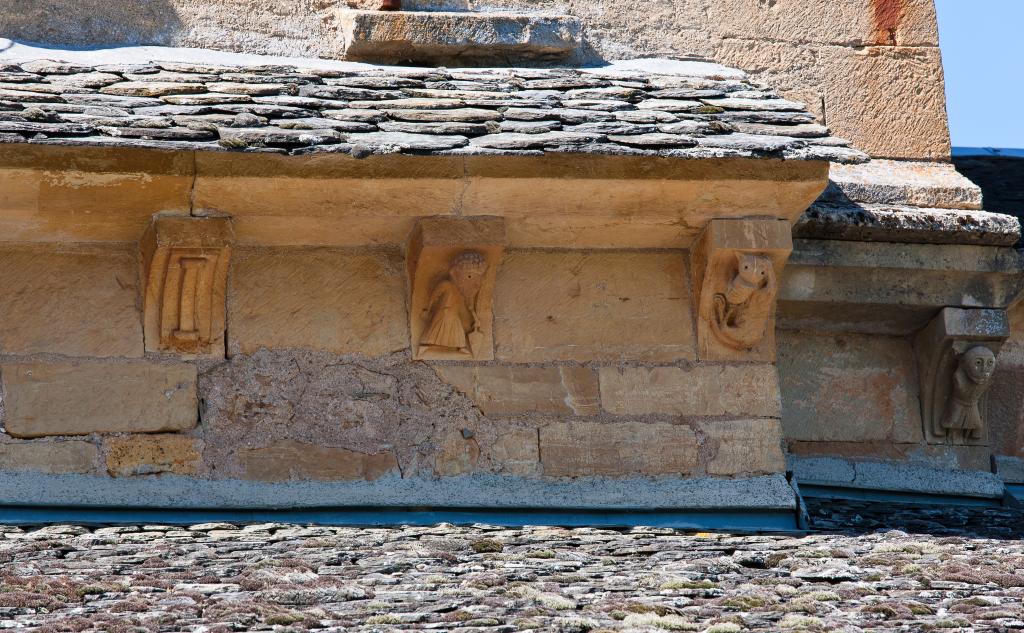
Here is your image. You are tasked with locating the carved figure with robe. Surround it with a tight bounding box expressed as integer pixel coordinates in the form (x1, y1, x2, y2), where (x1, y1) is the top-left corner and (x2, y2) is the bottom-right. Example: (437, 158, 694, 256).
(938, 345, 997, 440)
(419, 250, 487, 357)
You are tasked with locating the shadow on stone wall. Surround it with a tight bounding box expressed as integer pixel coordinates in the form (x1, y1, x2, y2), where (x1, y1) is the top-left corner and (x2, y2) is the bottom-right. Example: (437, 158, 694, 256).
(1, 0, 182, 48)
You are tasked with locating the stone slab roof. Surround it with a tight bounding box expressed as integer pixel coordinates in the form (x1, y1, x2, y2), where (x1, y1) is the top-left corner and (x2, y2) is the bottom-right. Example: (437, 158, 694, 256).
(0, 55, 867, 162)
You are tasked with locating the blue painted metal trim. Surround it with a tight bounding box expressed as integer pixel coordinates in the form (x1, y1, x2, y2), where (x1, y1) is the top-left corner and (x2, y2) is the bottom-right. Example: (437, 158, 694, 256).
(799, 484, 1003, 508)
(0, 505, 799, 532)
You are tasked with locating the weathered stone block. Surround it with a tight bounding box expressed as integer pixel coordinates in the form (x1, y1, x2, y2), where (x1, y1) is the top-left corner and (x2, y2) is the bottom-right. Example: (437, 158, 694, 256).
(540, 421, 698, 478)
(824, 160, 982, 210)
(238, 441, 398, 482)
(0, 441, 98, 474)
(105, 434, 202, 477)
(339, 10, 582, 64)
(228, 247, 408, 357)
(1, 362, 197, 438)
(0, 146, 193, 243)
(701, 419, 785, 476)
(778, 331, 922, 444)
(495, 251, 695, 362)
(599, 365, 781, 418)
(433, 431, 480, 477)
(488, 427, 540, 476)
(435, 365, 599, 416)
(0, 246, 143, 358)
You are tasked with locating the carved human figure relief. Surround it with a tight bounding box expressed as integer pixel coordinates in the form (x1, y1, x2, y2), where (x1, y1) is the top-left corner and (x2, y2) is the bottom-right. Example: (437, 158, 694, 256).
(419, 250, 488, 358)
(710, 252, 777, 350)
(914, 307, 1008, 446)
(937, 346, 997, 441)
(407, 217, 505, 361)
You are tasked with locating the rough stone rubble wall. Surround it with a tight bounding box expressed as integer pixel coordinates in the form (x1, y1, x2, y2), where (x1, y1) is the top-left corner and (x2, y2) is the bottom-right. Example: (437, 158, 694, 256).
(0, 0, 950, 160)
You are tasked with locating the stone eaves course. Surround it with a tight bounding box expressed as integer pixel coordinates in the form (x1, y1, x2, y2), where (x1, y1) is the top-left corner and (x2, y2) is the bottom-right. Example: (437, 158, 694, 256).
(0, 57, 868, 162)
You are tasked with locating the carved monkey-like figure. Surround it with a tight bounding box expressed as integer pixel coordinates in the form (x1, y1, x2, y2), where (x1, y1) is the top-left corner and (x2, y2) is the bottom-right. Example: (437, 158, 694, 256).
(419, 250, 487, 357)
(710, 252, 776, 350)
(938, 345, 997, 441)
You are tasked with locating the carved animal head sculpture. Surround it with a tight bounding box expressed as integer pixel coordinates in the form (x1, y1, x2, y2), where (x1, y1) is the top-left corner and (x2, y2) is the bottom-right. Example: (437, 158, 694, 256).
(961, 345, 997, 385)
(735, 252, 772, 289)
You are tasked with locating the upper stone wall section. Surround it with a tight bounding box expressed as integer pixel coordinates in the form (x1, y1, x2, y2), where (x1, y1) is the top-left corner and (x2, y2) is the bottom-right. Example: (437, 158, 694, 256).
(0, 0, 949, 160)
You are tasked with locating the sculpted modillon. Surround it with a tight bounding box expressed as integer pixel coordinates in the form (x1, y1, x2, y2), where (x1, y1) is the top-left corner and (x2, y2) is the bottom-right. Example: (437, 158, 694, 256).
(938, 346, 997, 441)
(419, 250, 488, 358)
(710, 252, 776, 350)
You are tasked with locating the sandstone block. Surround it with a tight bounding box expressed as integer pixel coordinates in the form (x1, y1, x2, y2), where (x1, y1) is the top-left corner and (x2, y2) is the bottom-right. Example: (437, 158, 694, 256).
(540, 421, 698, 478)
(714, 40, 949, 160)
(599, 365, 781, 418)
(1, 362, 197, 438)
(435, 365, 599, 416)
(777, 331, 922, 443)
(824, 160, 982, 210)
(238, 441, 398, 482)
(0, 246, 143, 358)
(339, 10, 582, 65)
(0, 441, 98, 474)
(494, 251, 695, 362)
(488, 428, 540, 476)
(707, 0, 938, 47)
(434, 432, 481, 477)
(701, 419, 785, 476)
(228, 247, 408, 357)
(0, 146, 193, 243)
(105, 434, 202, 477)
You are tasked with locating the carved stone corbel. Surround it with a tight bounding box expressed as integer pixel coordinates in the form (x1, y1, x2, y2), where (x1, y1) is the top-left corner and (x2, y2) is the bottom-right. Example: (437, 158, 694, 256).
(141, 215, 234, 358)
(691, 218, 792, 361)
(407, 217, 505, 361)
(914, 307, 1008, 446)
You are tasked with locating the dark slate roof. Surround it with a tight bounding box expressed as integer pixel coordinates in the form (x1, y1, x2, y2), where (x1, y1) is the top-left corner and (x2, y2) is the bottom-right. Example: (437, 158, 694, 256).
(0, 57, 868, 162)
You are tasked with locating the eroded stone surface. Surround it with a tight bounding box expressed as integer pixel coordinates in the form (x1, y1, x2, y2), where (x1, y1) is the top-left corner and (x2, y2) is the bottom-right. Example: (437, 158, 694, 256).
(104, 434, 202, 477)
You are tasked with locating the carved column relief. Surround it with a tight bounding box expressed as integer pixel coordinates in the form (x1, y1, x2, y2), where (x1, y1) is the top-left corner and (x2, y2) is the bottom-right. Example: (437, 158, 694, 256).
(914, 307, 1008, 446)
(691, 218, 792, 361)
(407, 217, 505, 361)
(141, 216, 234, 358)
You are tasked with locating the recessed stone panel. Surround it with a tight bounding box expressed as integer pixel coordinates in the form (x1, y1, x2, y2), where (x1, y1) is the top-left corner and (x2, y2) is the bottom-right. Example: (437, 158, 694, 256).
(494, 251, 696, 362)
(238, 441, 399, 482)
(0, 441, 98, 474)
(599, 365, 781, 418)
(0, 246, 143, 358)
(540, 421, 699, 478)
(701, 419, 785, 476)
(1, 362, 197, 438)
(778, 331, 922, 444)
(435, 365, 599, 416)
(228, 247, 408, 357)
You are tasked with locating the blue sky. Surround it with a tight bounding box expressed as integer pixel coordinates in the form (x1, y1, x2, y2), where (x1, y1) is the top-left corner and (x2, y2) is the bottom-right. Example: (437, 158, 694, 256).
(936, 0, 1024, 149)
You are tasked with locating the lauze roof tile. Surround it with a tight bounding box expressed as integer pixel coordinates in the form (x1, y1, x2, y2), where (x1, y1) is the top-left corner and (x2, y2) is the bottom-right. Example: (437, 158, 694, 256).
(0, 58, 869, 163)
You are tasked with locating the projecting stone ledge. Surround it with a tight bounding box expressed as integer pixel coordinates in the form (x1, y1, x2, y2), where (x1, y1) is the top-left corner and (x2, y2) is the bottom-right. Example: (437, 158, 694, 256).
(338, 10, 582, 64)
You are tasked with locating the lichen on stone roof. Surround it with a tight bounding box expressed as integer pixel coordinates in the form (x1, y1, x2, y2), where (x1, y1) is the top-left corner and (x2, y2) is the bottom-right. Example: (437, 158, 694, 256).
(0, 54, 868, 162)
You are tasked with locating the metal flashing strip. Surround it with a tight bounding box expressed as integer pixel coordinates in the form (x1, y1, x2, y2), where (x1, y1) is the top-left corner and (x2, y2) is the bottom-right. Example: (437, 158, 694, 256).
(798, 483, 1004, 508)
(0, 505, 800, 533)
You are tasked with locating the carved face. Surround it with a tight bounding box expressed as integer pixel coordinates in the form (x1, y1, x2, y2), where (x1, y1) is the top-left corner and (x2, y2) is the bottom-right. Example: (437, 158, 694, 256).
(450, 251, 487, 298)
(962, 346, 997, 384)
(735, 252, 771, 287)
